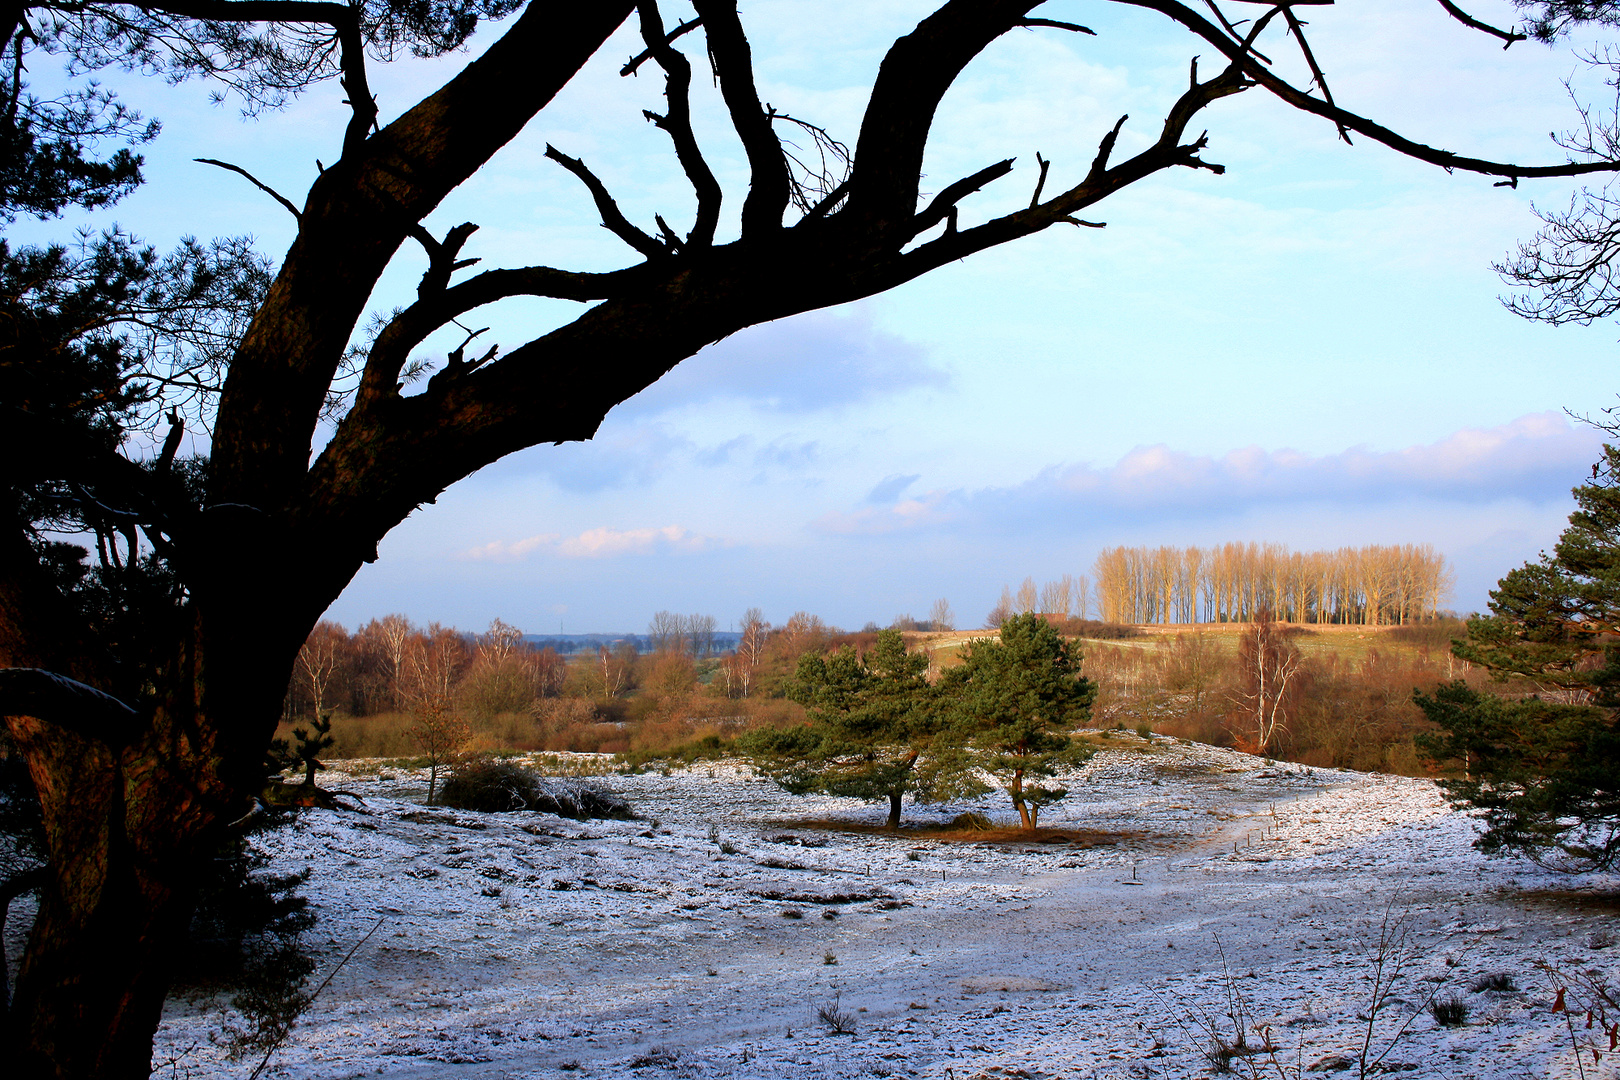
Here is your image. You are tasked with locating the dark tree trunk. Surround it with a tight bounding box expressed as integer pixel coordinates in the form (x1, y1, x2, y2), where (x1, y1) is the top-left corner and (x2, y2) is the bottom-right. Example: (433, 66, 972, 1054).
(1, 505, 319, 1077)
(887, 791, 903, 829)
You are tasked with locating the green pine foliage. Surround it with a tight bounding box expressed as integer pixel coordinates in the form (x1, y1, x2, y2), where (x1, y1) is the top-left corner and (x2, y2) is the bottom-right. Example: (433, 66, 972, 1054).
(940, 613, 1096, 829)
(1415, 682, 1620, 870)
(1418, 444, 1620, 870)
(290, 714, 336, 788)
(740, 629, 978, 828)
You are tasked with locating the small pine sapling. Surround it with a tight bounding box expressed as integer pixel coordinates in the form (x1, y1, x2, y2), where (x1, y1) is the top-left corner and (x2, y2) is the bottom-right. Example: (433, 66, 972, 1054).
(291, 714, 335, 788)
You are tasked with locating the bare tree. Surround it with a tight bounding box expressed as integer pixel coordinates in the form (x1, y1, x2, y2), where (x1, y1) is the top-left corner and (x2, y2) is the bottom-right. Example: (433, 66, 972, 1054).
(738, 607, 769, 661)
(1015, 576, 1039, 614)
(1038, 577, 1073, 618)
(1230, 612, 1304, 754)
(986, 586, 1016, 629)
(360, 614, 415, 710)
(411, 699, 470, 806)
(532, 646, 567, 699)
(479, 618, 523, 665)
(596, 642, 637, 700)
(648, 610, 688, 656)
(294, 621, 346, 719)
(929, 597, 955, 632)
(684, 613, 717, 658)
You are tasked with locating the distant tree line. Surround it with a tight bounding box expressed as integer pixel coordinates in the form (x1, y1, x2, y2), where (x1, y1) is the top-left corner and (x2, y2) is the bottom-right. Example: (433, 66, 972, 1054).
(1091, 542, 1453, 626)
(985, 576, 1092, 628)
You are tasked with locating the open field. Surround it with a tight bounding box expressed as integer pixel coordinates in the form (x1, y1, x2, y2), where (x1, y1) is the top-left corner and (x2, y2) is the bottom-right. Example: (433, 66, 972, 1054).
(125, 737, 1620, 1079)
(911, 621, 1462, 668)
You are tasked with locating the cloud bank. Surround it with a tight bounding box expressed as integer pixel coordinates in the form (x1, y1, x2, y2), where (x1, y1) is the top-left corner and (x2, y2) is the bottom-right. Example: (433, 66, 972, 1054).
(816, 412, 1604, 536)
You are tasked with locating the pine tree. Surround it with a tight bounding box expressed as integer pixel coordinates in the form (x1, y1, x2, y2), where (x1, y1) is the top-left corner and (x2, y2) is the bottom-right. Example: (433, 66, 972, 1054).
(741, 630, 974, 828)
(1417, 445, 1620, 870)
(940, 613, 1096, 830)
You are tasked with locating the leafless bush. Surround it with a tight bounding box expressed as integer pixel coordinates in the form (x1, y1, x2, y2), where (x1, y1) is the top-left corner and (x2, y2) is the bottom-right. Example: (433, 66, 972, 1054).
(1536, 958, 1620, 1076)
(816, 993, 857, 1035)
(628, 1045, 680, 1069)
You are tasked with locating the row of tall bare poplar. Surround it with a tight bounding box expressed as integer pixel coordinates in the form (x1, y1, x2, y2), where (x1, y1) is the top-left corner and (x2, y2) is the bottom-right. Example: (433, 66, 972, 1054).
(1090, 542, 1453, 626)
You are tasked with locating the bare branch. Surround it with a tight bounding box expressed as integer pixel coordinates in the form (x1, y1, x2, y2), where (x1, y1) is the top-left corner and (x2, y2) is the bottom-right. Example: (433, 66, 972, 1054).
(353, 262, 648, 411)
(1030, 152, 1051, 208)
(847, 0, 1040, 232)
(1201, 0, 1274, 65)
(1282, 7, 1349, 144)
(693, 0, 791, 234)
(909, 158, 1016, 238)
(890, 63, 1252, 281)
(145, 0, 377, 154)
(406, 222, 481, 300)
(0, 668, 138, 747)
(773, 112, 853, 215)
(1115, 0, 1620, 182)
(637, 0, 722, 247)
(1434, 0, 1527, 48)
(1018, 18, 1096, 34)
(543, 144, 666, 259)
(1497, 189, 1620, 325)
(156, 410, 184, 474)
(800, 179, 851, 223)
(655, 213, 685, 251)
(621, 16, 703, 76)
(1086, 115, 1131, 182)
(194, 157, 302, 219)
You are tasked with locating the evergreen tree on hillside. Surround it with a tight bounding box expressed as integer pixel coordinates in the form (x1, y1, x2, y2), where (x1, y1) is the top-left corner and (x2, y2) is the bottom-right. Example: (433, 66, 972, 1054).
(940, 613, 1096, 830)
(742, 629, 976, 828)
(1417, 445, 1620, 870)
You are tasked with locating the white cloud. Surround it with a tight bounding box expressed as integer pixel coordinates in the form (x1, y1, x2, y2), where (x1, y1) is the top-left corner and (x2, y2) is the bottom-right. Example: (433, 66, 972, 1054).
(459, 525, 717, 562)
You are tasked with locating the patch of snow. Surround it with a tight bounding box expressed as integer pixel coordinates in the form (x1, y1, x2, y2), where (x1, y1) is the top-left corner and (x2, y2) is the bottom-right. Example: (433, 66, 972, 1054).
(149, 742, 1620, 1079)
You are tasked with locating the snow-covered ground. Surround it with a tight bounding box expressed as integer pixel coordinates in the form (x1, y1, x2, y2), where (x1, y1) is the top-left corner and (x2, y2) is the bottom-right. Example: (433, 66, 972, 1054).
(150, 737, 1620, 1079)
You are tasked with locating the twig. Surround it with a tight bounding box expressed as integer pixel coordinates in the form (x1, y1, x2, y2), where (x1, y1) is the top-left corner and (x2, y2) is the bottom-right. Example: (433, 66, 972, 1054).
(247, 915, 385, 1080)
(194, 158, 302, 220)
(1433, 0, 1526, 48)
(1030, 152, 1052, 208)
(621, 16, 703, 76)
(1280, 8, 1348, 144)
(909, 159, 1016, 237)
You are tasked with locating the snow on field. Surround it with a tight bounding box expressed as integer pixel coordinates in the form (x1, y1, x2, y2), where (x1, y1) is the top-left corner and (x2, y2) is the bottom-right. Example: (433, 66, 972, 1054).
(150, 737, 1620, 1079)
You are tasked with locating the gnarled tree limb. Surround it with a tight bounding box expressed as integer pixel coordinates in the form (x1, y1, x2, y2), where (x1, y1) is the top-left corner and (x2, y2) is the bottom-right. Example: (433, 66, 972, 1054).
(407, 222, 481, 300)
(0, 669, 138, 747)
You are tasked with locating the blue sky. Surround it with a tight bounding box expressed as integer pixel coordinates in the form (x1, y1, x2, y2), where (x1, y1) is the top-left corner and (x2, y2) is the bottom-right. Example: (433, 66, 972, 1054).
(24, 0, 1620, 633)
